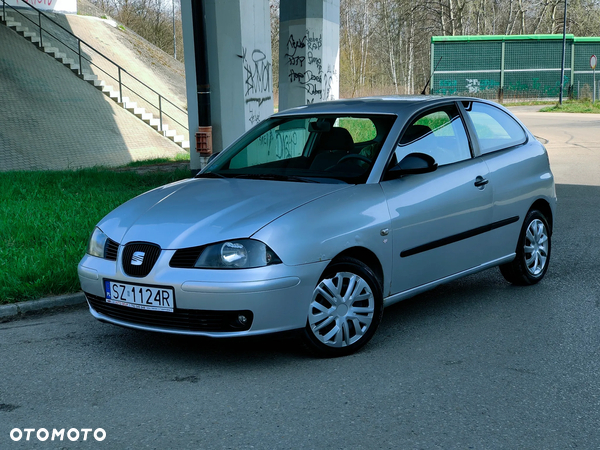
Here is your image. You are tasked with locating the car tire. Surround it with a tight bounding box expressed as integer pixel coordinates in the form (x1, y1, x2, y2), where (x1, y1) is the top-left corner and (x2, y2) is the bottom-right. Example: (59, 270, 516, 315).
(303, 257, 383, 357)
(500, 209, 551, 286)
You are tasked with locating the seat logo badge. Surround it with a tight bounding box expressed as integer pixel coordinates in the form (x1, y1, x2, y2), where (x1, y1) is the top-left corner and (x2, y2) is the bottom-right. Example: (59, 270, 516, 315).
(131, 251, 145, 266)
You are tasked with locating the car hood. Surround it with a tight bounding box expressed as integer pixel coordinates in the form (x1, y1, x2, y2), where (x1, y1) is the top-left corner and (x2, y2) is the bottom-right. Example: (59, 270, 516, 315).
(97, 178, 350, 249)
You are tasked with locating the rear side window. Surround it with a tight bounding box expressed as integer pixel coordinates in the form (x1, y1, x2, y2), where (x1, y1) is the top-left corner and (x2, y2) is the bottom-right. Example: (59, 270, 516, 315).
(463, 102, 526, 154)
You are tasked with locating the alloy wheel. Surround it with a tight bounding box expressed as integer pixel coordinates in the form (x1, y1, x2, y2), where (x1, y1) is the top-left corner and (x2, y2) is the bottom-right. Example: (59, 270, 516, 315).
(524, 218, 549, 276)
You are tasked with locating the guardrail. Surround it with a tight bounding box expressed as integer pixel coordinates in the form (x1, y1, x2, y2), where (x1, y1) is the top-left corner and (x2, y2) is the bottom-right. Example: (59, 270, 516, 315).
(1, 0, 188, 135)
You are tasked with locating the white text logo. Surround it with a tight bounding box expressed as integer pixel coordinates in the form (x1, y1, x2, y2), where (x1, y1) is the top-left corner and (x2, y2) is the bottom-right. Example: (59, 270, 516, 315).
(10, 428, 106, 442)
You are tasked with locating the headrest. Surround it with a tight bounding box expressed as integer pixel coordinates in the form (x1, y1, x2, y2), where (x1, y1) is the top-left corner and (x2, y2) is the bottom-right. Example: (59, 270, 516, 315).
(315, 127, 354, 152)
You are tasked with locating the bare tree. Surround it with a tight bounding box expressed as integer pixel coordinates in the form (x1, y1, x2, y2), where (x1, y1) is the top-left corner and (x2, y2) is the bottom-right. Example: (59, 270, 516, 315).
(86, 0, 600, 98)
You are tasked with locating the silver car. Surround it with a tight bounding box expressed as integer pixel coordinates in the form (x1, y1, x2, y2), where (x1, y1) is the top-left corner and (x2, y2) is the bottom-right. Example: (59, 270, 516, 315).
(78, 96, 556, 356)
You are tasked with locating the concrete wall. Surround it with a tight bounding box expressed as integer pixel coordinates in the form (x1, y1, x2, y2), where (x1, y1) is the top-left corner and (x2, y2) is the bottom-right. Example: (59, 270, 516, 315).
(278, 0, 340, 110)
(182, 0, 273, 172)
(240, 0, 274, 128)
(181, 0, 198, 160)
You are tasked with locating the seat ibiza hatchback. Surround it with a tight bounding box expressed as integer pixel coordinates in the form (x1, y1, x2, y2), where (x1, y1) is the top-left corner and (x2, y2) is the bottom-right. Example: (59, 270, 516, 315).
(79, 96, 556, 356)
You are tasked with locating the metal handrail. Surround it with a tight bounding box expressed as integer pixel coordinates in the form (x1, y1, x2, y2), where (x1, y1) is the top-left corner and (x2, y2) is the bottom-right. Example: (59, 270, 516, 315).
(1, 0, 188, 133)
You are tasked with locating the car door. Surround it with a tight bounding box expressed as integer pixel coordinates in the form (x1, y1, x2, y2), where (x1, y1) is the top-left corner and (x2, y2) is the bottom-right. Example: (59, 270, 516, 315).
(461, 100, 540, 261)
(380, 102, 494, 295)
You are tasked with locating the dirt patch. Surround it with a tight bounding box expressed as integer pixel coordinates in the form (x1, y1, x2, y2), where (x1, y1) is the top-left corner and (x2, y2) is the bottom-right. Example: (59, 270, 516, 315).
(111, 161, 190, 175)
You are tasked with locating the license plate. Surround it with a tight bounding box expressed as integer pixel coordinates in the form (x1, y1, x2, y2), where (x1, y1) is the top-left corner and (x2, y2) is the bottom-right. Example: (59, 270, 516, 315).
(104, 280, 174, 313)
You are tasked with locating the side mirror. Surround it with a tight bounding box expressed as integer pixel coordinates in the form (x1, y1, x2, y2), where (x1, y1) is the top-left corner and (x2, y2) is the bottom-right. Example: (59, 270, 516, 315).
(386, 152, 438, 180)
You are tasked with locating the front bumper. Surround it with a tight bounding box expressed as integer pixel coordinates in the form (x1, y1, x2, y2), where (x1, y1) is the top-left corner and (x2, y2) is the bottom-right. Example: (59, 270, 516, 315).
(78, 253, 328, 337)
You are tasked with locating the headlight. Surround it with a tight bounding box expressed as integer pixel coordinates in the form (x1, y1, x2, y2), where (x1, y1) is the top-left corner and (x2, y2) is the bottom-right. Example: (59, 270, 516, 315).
(194, 239, 281, 269)
(86, 227, 108, 258)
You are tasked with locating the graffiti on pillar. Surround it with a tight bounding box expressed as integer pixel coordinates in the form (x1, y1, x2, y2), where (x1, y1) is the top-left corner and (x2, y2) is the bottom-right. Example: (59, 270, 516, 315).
(307, 52, 322, 74)
(323, 66, 336, 101)
(253, 128, 303, 161)
(285, 29, 336, 104)
(288, 69, 322, 96)
(284, 35, 307, 67)
(242, 47, 272, 127)
(243, 48, 272, 98)
(247, 103, 262, 126)
(306, 32, 322, 51)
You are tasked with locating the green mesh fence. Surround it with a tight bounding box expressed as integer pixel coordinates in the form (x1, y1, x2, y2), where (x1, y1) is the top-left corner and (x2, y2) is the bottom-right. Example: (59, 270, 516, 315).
(573, 39, 600, 99)
(431, 35, 600, 101)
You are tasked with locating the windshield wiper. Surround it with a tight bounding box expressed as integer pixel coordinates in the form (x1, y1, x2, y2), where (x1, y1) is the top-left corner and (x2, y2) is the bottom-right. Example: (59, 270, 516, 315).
(231, 174, 318, 183)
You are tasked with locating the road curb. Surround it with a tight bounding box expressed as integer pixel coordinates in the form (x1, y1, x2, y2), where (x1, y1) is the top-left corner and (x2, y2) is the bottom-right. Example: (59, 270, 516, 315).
(0, 292, 87, 320)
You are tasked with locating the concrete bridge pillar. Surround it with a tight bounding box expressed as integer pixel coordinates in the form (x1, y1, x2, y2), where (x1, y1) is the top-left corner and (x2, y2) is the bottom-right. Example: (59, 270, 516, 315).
(278, 0, 340, 110)
(182, 0, 273, 172)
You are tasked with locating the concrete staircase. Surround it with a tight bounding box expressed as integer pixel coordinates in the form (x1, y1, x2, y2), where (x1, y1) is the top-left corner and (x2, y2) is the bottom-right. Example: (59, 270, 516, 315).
(0, 10, 190, 150)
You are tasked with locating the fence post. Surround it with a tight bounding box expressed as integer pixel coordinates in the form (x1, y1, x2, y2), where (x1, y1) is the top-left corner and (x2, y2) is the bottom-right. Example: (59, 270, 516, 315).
(118, 67, 123, 103)
(569, 40, 575, 100)
(429, 41, 434, 95)
(159, 95, 163, 132)
(499, 40, 505, 103)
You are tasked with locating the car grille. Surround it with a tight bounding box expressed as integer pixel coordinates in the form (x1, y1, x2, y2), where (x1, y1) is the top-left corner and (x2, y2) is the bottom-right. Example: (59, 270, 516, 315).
(85, 293, 253, 332)
(121, 242, 161, 277)
(170, 246, 205, 268)
(105, 239, 119, 261)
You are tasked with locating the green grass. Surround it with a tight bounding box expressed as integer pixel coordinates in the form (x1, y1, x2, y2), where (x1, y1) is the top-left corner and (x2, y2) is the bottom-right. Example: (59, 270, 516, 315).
(338, 118, 377, 143)
(501, 100, 556, 106)
(539, 100, 600, 113)
(0, 168, 189, 304)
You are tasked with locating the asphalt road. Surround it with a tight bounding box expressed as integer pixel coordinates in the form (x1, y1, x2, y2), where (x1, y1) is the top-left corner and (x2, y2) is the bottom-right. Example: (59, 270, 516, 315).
(2, 110, 600, 449)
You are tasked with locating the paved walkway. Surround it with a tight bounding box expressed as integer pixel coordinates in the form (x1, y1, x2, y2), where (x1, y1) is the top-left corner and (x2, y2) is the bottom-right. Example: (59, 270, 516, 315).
(509, 106, 600, 187)
(0, 18, 187, 172)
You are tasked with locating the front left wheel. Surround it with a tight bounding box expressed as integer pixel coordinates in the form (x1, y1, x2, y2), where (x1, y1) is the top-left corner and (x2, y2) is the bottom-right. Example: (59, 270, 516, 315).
(303, 257, 383, 357)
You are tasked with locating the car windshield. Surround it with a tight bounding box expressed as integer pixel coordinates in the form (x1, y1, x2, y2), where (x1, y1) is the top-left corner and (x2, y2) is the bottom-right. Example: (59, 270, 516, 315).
(200, 114, 396, 184)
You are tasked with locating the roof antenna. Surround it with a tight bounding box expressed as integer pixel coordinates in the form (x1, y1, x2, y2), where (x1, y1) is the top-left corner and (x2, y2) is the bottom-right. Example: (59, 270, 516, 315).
(421, 56, 442, 95)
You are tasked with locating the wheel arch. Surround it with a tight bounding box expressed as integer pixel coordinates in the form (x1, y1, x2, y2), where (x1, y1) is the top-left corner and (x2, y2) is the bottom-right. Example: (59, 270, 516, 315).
(529, 198, 554, 234)
(330, 246, 384, 289)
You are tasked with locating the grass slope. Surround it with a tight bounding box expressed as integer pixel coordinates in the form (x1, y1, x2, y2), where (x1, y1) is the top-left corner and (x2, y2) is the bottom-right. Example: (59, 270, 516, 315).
(0, 168, 189, 303)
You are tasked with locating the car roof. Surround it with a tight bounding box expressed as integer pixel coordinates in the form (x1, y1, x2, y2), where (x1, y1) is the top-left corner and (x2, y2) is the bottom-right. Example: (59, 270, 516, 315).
(273, 95, 493, 118)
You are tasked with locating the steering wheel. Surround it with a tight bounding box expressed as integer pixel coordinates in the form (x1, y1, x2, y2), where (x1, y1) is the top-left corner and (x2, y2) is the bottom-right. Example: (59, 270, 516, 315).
(336, 154, 372, 166)
(325, 154, 373, 172)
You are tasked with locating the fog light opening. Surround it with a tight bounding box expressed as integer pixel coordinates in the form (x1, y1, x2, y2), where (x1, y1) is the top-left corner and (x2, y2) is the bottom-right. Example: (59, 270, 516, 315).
(226, 311, 253, 330)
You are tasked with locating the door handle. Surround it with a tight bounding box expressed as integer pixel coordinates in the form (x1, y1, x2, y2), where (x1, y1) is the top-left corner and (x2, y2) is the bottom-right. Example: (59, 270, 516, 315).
(474, 176, 489, 188)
